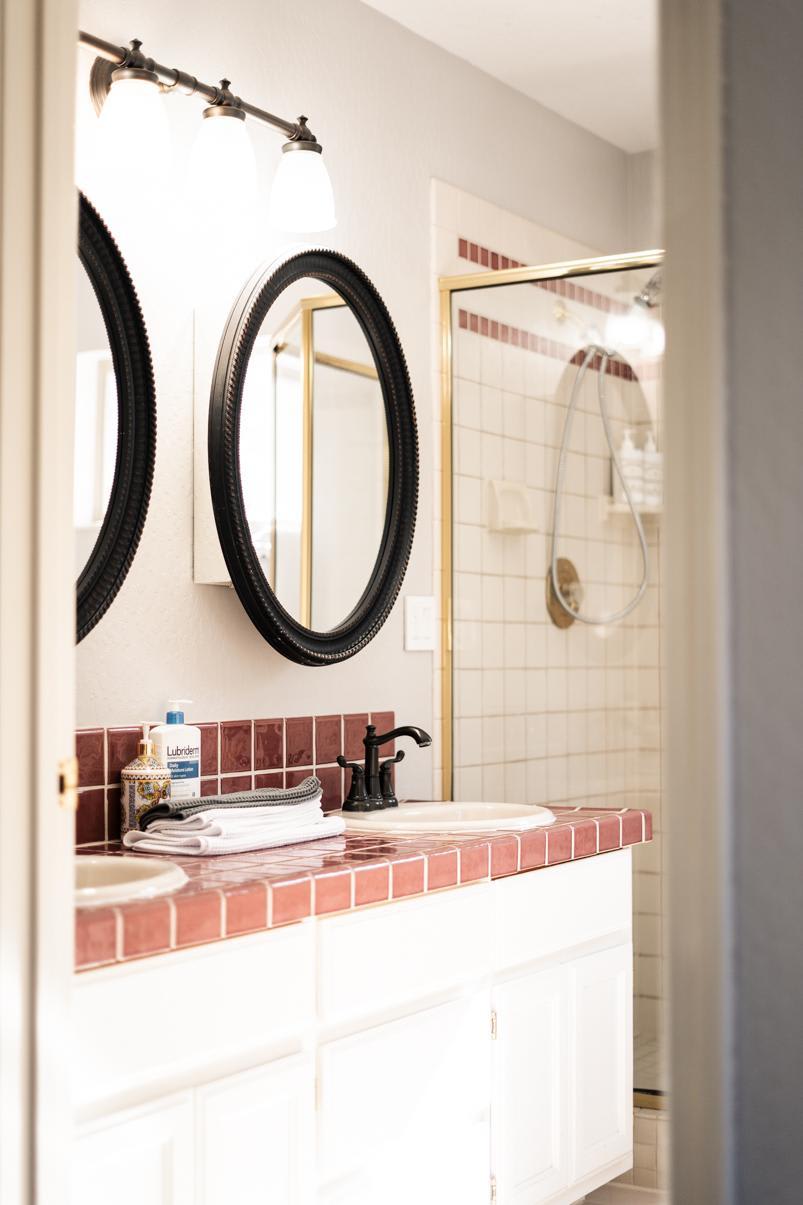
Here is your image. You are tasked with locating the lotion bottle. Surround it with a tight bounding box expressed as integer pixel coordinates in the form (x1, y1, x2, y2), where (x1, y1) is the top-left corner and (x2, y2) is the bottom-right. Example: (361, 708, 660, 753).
(150, 700, 201, 800)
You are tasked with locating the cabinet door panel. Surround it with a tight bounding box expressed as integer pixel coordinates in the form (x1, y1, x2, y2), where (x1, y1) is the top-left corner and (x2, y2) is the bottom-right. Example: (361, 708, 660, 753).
(72, 1095, 194, 1205)
(491, 967, 568, 1203)
(197, 1055, 314, 1205)
(570, 943, 632, 1181)
(318, 993, 491, 1204)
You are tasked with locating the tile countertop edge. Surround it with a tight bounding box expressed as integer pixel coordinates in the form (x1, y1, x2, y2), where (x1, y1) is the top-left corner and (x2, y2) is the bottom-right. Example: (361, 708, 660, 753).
(75, 806, 652, 972)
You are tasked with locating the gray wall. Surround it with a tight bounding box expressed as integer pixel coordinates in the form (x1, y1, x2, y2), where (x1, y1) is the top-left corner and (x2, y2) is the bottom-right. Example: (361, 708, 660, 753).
(663, 0, 803, 1200)
(726, 0, 803, 1198)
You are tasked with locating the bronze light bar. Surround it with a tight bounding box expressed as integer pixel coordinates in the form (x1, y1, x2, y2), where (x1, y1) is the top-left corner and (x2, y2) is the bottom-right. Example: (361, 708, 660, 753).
(78, 30, 320, 147)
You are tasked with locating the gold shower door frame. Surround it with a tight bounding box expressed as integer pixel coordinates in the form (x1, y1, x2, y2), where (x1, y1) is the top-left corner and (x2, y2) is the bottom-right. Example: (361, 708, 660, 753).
(438, 249, 664, 802)
(272, 293, 379, 627)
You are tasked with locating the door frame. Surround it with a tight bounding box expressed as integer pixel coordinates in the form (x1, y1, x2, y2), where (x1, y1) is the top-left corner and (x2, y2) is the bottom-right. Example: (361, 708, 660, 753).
(0, 0, 78, 1201)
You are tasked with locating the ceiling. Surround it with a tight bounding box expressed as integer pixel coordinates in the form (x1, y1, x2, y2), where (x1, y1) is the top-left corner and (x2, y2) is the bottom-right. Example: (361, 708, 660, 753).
(359, 0, 658, 153)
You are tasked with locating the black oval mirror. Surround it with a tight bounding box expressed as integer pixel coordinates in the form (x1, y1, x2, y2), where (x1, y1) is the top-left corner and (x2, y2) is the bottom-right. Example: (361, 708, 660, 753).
(75, 193, 156, 642)
(208, 249, 418, 665)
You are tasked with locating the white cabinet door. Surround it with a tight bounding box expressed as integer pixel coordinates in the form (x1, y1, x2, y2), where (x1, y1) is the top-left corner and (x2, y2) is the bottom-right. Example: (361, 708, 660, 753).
(317, 993, 491, 1205)
(569, 943, 632, 1181)
(491, 967, 569, 1204)
(72, 1094, 194, 1205)
(196, 1055, 314, 1205)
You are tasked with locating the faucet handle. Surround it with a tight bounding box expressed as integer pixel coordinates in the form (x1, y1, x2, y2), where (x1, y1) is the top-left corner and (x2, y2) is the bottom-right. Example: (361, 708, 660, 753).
(379, 750, 405, 808)
(337, 755, 370, 813)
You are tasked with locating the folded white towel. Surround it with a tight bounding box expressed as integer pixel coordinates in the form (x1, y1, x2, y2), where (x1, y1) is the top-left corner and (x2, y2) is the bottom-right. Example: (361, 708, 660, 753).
(144, 796, 325, 834)
(122, 793, 345, 855)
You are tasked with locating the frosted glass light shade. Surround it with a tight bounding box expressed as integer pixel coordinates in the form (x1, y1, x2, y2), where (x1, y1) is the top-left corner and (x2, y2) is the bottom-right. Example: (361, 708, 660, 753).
(97, 74, 170, 180)
(189, 112, 257, 213)
(269, 145, 336, 233)
(606, 305, 665, 358)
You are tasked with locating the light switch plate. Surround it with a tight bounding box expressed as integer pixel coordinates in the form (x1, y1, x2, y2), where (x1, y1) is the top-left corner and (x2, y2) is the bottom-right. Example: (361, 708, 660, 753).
(404, 595, 437, 651)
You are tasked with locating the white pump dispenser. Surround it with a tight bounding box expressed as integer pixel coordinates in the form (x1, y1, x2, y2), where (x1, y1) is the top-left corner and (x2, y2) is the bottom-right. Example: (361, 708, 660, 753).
(150, 699, 201, 800)
(613, 428, 644, 505)
(642, 431, 663, 508)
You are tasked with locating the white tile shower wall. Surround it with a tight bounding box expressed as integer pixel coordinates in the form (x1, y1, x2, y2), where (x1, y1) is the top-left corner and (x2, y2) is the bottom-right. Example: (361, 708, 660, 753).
(431, 181, 665, 1060)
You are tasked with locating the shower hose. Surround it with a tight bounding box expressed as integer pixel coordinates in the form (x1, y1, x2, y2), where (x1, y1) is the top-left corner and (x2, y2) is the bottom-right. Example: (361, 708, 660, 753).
(550, 344, 649, 625)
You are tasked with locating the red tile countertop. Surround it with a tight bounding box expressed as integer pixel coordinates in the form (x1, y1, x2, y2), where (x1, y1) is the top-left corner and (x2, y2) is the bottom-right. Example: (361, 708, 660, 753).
(75, 805, 652, 972)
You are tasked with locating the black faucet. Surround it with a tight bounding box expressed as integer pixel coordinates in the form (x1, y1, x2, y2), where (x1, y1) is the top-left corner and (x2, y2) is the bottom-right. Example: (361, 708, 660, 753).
(338, 723, 432, 812)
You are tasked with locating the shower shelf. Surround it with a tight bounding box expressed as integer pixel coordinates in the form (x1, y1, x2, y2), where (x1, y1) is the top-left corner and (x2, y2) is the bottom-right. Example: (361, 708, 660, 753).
(599, 495, 663, 520)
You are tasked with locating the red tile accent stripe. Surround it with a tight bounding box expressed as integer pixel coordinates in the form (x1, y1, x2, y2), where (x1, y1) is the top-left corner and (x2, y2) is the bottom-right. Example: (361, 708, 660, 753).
(458, 307, 640, 382)
(74, 710, 395, 842)
(75, 806, 652, 971)
(457, 236, 633, 316)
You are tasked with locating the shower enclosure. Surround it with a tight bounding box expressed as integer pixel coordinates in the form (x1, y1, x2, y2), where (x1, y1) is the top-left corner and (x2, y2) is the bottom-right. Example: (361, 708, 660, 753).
(440, 251, 666, 1114)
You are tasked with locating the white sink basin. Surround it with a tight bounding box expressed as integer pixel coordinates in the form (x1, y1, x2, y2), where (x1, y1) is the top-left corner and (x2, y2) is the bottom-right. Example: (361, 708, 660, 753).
(343, 800, 555, 833)
(75, 855, 188, 908)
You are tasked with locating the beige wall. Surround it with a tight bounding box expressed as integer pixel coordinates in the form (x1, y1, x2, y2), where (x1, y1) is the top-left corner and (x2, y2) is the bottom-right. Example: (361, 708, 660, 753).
(75, 0, 635, 801)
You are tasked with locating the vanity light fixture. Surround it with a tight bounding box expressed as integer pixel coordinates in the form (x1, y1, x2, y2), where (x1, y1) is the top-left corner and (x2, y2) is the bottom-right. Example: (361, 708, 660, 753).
(80, 31, 337, 233)
(95, 41, 171, 179)
(268, 124, 337, 234)
(188, 79, 258, 212)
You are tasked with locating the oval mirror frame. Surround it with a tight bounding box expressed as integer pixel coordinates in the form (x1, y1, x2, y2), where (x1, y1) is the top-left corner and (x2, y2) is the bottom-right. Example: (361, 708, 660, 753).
(209, 249, 418, 666)
(76, 193, 156, 642)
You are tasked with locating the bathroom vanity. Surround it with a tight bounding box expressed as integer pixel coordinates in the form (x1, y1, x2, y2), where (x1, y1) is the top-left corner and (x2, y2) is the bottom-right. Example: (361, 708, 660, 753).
(73, 807, 649, 1205)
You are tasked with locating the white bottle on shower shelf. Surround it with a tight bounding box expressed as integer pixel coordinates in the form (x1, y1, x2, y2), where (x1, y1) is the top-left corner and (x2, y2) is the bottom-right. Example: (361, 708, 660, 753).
(150, 699, 201, 800)
(642, 431, 663, 508)
(613, 428, 643, 505)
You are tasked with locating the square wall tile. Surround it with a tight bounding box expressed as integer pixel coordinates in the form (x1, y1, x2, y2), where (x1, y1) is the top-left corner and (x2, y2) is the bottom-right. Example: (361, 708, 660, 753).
(315, 715, 342, 765)
(220, 774, 252, 794)
(370, 712, 396, 752)
(107, 727, 140, 783)
(344, 714, 369, 761)
(220, 721, 252, 774)
(198, 723, 219, 776)
(255, 770, 284, 790)
(286, 717, 313, 766)
(106, 787, 121, 841)
(76, 728, 105, 788)
(317, 765, 343, 813)
(286, 768, 314, 789)
(254, 718, 283, 771)
(76, 788, 105, 844)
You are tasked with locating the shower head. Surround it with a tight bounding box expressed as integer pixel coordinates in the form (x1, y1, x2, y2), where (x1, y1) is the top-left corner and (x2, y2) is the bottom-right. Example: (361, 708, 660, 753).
(634, 270, 662, 309)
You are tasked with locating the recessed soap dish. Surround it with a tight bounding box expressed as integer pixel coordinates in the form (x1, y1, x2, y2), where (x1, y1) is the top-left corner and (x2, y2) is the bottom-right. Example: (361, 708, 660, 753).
(486, 479, 538, 533)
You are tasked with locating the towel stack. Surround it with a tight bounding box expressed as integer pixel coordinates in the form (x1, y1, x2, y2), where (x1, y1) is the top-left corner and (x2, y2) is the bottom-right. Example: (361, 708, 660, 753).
(122, 775, 344, 856)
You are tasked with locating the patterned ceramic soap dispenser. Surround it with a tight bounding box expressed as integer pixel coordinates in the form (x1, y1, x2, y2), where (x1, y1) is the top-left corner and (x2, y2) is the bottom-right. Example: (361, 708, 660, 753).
(120, 723, 172, 836)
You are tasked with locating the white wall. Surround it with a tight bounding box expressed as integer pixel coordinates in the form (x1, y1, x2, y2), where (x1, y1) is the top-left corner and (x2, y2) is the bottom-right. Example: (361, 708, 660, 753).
(75, 0, 632, 799)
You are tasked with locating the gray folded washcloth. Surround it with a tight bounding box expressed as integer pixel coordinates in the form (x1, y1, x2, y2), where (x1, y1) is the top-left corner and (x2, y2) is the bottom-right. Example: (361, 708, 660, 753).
(139, 775, 322, 829)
